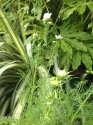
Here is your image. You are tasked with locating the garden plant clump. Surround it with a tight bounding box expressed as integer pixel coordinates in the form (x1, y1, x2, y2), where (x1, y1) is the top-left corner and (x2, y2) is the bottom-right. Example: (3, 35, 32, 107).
(0, 0, 93, 125)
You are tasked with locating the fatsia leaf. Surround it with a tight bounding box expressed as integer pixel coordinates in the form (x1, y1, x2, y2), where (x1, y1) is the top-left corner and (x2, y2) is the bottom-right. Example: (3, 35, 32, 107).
(82, 53, 92, 71)
(66, 39, 87, 52)
(64, 32, 92, 40)
(73, 32, 92, 40)
(64, 58, 71, 71)
(84, 39, 93, 47)
(72, 51, 81, 70)
(62, 7, 77, 20)
(61, 40, 72, 56)
(87, 2, 93, 11)
(88, 22, 93, 28)
(61, 54, 71, 71)
(88, 47, 93, 59)
(77, 5, 86, 15)
(61, 54, 69, 66)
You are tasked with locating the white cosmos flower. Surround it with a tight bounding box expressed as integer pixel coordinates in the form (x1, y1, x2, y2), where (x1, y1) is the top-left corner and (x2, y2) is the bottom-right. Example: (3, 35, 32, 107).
(57, 69, 68, 78)
(55, 35, 63, 40)
(43, 13, 52, 21)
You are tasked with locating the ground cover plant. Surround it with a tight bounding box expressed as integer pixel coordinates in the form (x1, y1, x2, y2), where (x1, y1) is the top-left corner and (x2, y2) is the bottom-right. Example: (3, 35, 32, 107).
(0, 0, 93, 125)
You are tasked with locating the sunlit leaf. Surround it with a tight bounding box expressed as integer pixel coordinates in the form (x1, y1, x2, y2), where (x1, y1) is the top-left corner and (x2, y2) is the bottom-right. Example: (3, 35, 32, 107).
(87, 2, 93, 11)
(77, 5, 86, 15)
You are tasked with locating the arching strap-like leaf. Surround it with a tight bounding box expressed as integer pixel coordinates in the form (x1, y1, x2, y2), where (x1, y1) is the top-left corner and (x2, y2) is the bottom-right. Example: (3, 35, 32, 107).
(0, 7, 27, 63)
(0, 62, 18, 76)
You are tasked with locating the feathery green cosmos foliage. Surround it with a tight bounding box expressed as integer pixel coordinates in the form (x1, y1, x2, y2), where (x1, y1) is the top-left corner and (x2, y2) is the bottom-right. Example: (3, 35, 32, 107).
(0, 0, 93, 125)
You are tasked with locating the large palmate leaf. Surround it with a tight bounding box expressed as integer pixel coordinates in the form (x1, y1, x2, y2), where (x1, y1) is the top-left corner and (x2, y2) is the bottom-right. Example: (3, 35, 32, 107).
(88, 47, 93, 59)
(82, 53, 92, 71)
(65, 32, 92, 40)
(60, 23, 92, 40)
(60, 54, 71, 71)
(61, 1, 93, 20)
(61, 39, 72, 56)
(62, 7, 77, 20)
(72, 51, 81, 70)
(65, 38, 87, 52)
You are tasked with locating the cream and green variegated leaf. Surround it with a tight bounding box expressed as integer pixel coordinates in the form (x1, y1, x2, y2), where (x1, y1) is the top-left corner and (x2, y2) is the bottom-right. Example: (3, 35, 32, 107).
(11, 71, 31, 118)
(0, 7, 28, 63)
(0, 62, 19, 76)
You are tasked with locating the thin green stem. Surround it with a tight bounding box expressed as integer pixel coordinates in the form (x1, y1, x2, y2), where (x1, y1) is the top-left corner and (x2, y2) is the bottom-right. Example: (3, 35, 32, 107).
(84, 12, 91, 24)
(70, 89, 93, 125)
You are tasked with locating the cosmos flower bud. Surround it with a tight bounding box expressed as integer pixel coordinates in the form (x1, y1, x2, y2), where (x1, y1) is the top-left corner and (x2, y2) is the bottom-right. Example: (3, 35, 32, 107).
(43, 13, 52, 21)
(51, 77, 59, 87)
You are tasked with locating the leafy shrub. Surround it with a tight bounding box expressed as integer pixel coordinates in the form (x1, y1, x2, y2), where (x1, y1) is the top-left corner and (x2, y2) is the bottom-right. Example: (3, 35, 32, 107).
(0, 0, 93, 125)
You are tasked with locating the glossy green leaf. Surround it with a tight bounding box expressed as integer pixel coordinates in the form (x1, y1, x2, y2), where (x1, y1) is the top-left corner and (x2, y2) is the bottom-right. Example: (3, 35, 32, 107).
(66, 39, 87, 52)
(61, 54, 71, 71)
(88, 22, 93, 28)
(82, 53, 92, 71)
(72, 51, 81, 70)
(75, 32, 92, 40)
(61, 40, 72, 56)
(88, 47, 93, 59)
(64, 32, 92, 40)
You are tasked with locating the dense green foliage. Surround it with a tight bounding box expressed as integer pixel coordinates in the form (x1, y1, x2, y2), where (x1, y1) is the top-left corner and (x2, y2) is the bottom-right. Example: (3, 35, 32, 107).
(0, 0, 93, 125)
